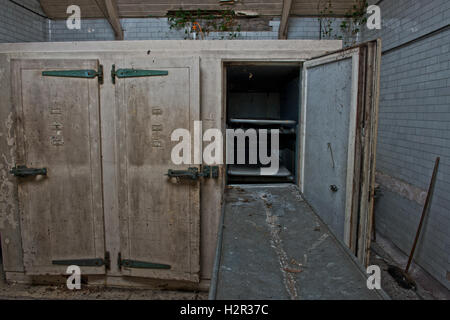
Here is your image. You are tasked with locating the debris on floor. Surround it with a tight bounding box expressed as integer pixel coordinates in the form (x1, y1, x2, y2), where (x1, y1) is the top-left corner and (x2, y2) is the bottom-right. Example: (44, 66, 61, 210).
(0, 281, 207, 300)
(369, 240, 449, 300)
(214, 184, 385, 300)
(0, 263, 207, 300)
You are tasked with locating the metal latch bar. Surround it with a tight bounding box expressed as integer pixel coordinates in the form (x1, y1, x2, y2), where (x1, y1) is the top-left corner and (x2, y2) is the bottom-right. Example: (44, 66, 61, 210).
(167, 167, 200, 180)
(42, 65, 104, 84)
(10, 165, 47, 177)
(166, 166, 219, 180)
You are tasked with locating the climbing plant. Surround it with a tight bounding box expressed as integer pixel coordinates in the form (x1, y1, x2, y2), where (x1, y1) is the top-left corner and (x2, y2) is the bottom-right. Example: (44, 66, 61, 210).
(168, 9, 241, 40)
(318, 0, 368, 44)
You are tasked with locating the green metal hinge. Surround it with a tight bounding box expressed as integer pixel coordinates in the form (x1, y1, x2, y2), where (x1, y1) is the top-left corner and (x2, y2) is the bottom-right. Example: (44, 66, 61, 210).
(118, 252, 171, 270)
(111, 64, 168, 84)
(52, 251, 110, 269)
(42, 65, 104, 84)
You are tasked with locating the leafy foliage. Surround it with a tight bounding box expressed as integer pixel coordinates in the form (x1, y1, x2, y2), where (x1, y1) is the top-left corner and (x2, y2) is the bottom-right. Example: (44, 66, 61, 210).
(318, 0, 369, 45)
(168, 9, 241, 40)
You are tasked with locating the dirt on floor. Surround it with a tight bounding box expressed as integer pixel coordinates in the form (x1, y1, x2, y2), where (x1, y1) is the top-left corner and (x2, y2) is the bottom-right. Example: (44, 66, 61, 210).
(0, 263, 207, 300)
(369, 241, 449, 300)
(0, 283, 207, 300)
(1, 236, 447, 300)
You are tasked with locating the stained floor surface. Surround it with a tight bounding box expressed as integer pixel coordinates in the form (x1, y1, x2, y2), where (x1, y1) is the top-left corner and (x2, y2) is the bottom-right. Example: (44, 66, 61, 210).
(214, 184, 385, 300)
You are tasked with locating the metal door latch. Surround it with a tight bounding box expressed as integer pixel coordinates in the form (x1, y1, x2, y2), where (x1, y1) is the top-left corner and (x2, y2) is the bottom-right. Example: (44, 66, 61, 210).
(166, 166, 219, 180)
(10, 165, 47, 177)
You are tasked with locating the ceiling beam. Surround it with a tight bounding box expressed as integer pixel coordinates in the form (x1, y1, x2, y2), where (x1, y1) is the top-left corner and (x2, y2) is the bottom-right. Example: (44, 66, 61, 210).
(102, 0, 124, 40)
(278, 0, 293, 39)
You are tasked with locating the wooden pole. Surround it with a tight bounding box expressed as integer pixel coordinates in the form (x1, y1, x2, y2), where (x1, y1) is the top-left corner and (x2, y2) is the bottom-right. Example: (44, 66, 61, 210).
(405, 157, 440, 273)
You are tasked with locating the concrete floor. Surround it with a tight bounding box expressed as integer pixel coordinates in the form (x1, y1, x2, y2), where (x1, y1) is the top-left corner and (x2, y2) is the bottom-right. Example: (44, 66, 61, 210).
(213, 184, 386, 300)
(1, 184, 446, 300)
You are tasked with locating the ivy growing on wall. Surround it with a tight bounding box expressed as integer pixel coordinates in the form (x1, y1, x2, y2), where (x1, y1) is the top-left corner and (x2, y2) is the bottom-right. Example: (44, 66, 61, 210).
(168, 9, 242, 40)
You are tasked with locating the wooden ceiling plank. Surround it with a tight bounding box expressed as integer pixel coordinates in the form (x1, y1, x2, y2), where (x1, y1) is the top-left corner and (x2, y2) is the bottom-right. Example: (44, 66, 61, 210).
(278, 0, 293, 39)
(103, 0, 124, 40)
(40, 0, 104, 19)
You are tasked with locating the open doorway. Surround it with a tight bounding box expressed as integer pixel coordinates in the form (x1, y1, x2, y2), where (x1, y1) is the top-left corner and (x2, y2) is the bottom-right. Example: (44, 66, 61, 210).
(225, 63, 302, 184)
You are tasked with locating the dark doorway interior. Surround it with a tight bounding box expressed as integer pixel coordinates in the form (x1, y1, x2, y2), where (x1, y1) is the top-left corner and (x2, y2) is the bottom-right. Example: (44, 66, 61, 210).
(225, 63, 301, 184)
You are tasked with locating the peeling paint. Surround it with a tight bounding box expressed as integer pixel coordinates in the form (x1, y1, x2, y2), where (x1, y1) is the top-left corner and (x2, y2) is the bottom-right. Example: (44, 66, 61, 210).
(0, 112, 18, 229)
(376, 171, 427, 206)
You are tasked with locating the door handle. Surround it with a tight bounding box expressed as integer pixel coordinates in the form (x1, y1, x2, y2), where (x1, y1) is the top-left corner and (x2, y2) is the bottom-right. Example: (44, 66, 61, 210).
(10, 165, 47, 177)
(166, 167, 200, 180)
(166, 166, 219, 180)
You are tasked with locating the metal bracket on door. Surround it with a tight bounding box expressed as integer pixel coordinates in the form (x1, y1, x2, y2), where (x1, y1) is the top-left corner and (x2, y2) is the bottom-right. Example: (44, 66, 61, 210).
(118, 252, 171, 270)
(166, 166, 219, 180)
(42, 65, 104, 84)
(10, 165, 47, 177)
(111, 64, 168, 84)
(52, 252, 110, 269)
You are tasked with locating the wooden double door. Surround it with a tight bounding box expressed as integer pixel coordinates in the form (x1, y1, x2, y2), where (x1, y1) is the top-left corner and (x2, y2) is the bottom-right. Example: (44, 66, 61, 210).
(11, 57, 200, 282)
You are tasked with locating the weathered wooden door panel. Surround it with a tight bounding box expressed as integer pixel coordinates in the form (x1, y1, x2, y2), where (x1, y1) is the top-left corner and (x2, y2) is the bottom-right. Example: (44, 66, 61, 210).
(115, 57, 200, 282)
(300, 40, 381, 264)
(11, 59, 105, 275)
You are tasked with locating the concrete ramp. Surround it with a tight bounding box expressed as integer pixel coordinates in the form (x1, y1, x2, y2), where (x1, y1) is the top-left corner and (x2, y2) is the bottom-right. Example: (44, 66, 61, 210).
(210, 185, 387, 300)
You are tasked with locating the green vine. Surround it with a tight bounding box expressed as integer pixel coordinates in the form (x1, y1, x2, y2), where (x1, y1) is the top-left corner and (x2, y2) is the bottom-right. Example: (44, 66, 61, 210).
(168, 9, 241, 40)
(318, 0, 368, 44)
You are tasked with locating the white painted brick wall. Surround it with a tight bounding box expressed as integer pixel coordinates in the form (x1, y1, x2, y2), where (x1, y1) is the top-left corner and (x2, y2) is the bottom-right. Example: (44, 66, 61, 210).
(362, 0, 450, 289)
(288, 17, 358, 45)
(364, 0, 450, 51)
(48, 17, 353, 42)
(0, 0, 48, 42)
(49, 19, 115, 41)
(49, 17, 279, 41)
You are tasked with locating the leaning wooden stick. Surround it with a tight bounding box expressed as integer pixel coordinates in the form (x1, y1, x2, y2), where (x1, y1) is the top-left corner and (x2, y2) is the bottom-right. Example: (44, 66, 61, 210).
(405, 157, 440, 273)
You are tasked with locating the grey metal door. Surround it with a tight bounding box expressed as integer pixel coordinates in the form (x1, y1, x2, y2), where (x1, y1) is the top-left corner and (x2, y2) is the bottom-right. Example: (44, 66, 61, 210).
(299, 40, 381, 264)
